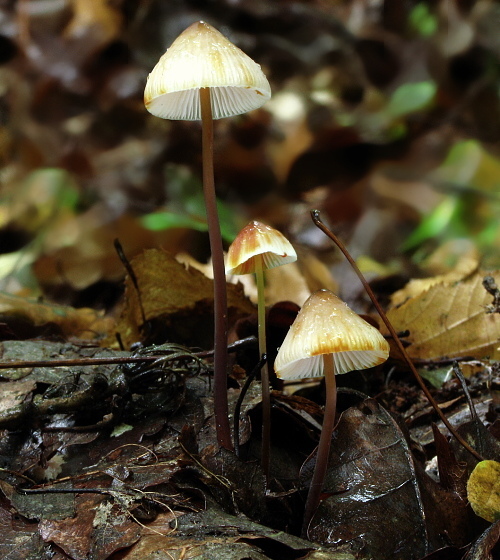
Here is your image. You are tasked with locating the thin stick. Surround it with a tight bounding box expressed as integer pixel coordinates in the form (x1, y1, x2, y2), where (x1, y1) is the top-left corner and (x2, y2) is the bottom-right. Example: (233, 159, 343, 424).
(200, 87, 231, 450)
(302, 353, 336, 537)
(255, 256, 271, 480)
(311, 209, 483, 461)
(0, 337, 258, 370)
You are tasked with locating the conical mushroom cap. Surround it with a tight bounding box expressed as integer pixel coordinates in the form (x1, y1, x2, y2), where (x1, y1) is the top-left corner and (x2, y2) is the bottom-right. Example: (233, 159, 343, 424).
(226, 221, 297, 275)
(144, 21, 271, 121)
(274, 289, 389, 380)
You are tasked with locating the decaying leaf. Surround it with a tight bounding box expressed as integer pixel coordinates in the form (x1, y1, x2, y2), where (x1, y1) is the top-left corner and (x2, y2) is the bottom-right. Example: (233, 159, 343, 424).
(464, 521, 500, 560)
(308, 399, 468, 559)
(130, 507, 356, 560)
(0, 292, 114, 340)
(265, 261, 311, 307)
(40, 491, 141, 560)
(64, 0, 123, 51)
(385, 271, 500, 361)
(467, 460, 500, 523)
(115, 249, 255, 348)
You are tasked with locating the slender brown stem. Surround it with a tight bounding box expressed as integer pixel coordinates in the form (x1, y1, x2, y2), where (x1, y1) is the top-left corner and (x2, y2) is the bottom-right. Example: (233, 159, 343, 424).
(200, 87, 232, 450)
(310, 209, 483, 461)
(302, 354, 336, 537)
(255, 256, 271, 481)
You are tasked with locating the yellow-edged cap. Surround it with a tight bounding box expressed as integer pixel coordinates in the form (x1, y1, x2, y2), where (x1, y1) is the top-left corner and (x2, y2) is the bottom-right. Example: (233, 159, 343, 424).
(225, 221, 297, 275)
(275, 290, 389, 379)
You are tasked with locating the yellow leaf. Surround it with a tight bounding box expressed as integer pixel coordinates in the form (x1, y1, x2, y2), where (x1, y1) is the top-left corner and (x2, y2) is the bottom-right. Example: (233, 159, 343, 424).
(114, 249, 255, 349)
(0, 292, 113, 340)
(467, 460, 500, 522)
(384, 271, 500, 361)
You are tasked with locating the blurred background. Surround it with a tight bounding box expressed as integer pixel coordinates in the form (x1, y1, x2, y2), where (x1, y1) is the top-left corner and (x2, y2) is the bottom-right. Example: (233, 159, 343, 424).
(1, 0, 500, 313)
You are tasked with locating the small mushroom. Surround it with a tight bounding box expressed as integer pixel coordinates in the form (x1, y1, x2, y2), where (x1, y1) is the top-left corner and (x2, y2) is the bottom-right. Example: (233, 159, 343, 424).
(226, 221, 297, 477)
(145, 22, 271, 450)
(274, 289, 389, 535)
(144, 21, 271, 121)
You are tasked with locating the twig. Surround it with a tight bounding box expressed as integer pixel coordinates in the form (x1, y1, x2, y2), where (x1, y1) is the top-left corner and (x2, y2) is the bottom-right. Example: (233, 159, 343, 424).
(0, 336, 257, 370)
(311, 209, 483, 461)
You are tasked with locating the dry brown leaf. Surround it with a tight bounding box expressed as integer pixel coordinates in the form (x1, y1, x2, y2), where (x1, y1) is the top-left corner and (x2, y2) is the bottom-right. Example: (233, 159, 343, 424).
(0, 292, 113, 340)
(298, 251, 339, 295)
(115, 248, 255, 348)
(265, 262, 310, 307)
(391, 241, 480, 307)
(384, 271, 500, 361)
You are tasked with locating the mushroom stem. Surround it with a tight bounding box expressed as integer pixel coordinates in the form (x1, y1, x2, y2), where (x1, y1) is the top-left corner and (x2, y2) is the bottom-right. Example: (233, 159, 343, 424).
(200, 87, 231, 450)
(302, 353, 337, 537)
(255, 255, 271, 480)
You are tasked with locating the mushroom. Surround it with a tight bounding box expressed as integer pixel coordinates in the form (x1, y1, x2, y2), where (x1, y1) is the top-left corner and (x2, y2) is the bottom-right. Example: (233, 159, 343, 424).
(144, 22, 271, 449)
(226, 221, 297, 476)
(274, 289, 389, 535)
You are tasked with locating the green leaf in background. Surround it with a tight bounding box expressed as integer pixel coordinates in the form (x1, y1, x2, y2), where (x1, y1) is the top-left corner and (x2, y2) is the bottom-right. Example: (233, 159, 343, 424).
(402, 196, 459, 251)
(419, 366, 453, 389)
(385, 81, 437, 119)
(140, 164, 240, 243)
(140, 211, 207, 232)
(24, 168, 80, 212)
(403, 140, 500, 256)
(409, 3, 438, 37)
(436, 139, 500, 192)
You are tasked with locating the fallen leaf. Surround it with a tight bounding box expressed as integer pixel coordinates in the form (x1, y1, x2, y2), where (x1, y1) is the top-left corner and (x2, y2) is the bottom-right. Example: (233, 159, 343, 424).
(0, 501, 49, 560)
(265, 261, 310, 307)
(114, 248, 255, 348)
(308, 399, 468, 558)
(384, 271, 500, 361)
(467, 460, 500, 523)
(0, 292, 114, 340)
(390, 243, 479, 307)
(40, 491, 141, 560)
(465, 520, 500, 560)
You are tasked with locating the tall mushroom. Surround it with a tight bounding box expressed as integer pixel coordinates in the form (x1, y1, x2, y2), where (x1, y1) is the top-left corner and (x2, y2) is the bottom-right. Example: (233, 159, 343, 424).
(144, 22, 271, 449)
(226, 221, 297, 477)
(274, 289, 389, 535)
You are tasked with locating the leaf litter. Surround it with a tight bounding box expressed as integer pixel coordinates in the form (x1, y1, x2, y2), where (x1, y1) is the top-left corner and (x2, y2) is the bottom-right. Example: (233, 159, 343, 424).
(2, 1, 500, 559)
(0, 242, 500, 559)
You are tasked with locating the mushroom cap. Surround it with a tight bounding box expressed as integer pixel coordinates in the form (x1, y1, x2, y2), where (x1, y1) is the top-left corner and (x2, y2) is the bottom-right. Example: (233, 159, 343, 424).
(274, 289, 389, 380)
(225, 221, 297, 275)
(144, 21, 271, 121)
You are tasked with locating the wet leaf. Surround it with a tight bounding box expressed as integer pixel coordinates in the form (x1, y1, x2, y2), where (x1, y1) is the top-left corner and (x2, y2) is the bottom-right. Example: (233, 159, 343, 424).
(0, 501, 53, 560)
(167, 507, 355, 560)
(1, 480, 76, 521)
(464, 521, 500, 560)
(467, 460, 500, 523)
(308, 399, 459, 558)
